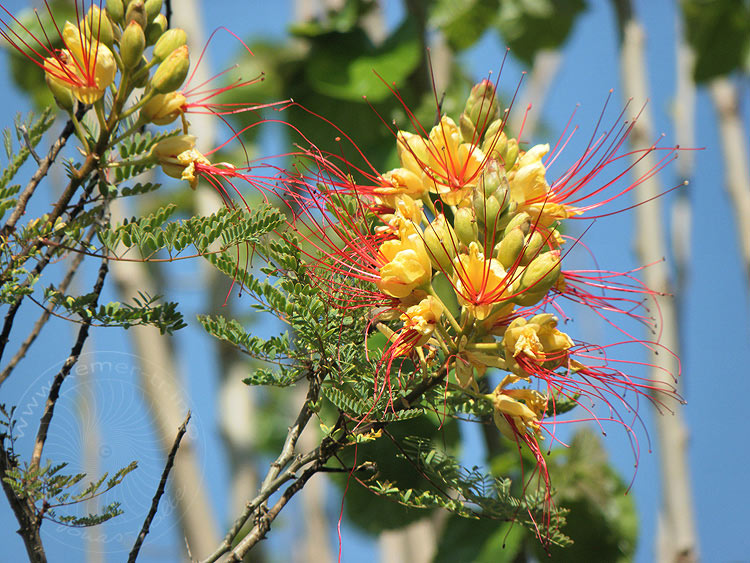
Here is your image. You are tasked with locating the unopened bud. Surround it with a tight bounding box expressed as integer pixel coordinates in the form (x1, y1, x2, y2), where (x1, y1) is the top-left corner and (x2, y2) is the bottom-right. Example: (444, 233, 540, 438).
(503, 138, 519, 171)
(121, 21, 145, 69)
(84, 6, 114, 47)
(515, 250, 561, 305)
(153, 28, 187, 61)
(424, 214, 458, 274)
(145, 13, 167, 45)
(454, 207, 478, 247)
(482, 120, 507, 159)
(152, 44, 189, 93)
(106, 0, 125, 23)
(144, 0, 163, 21)
(521, 231, 544, 265)
(125, 0, 147, 28)
(141, 91, 186, 125)
(45, 74, 75, 112)
(460, 80, 499, 143)
(503, 212, 531, 238)
(496, 226, 525, 269)
(473, 161, 510, 233)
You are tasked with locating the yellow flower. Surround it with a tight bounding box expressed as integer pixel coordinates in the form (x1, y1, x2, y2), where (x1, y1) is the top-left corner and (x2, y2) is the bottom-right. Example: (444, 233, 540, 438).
(398, 117, 486, 207)
(377, 231, 432, 299)
(389, 296, 443, 356)
(152, 135, 212, 189)
(453, 242, 510, 320)
(502, 315, 574, 376)
(44, 22, 116, 104)
(490, 374, 547, 440)
(509, 143, 581, 227)
(141, 92, 187, 125)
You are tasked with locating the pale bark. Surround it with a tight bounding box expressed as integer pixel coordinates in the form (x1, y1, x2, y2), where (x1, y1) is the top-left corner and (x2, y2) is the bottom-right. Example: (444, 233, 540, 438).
(709, 77, 750, 281)
(616, 11, 698, 563)
(510, 49, 563, 140)
(110, 199, 220, 559)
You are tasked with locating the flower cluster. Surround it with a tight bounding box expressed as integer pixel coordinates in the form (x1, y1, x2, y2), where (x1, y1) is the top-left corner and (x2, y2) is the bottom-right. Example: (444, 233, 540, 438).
(288, 79, 682, 537)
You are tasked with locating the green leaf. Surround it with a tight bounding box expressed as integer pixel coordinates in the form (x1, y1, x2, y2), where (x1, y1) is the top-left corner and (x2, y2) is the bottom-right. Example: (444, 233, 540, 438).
(496, 0, 587, 64)
(305, 20, 421, 102)
(430, 0, 501, 51)
(681, 0, 750, 81)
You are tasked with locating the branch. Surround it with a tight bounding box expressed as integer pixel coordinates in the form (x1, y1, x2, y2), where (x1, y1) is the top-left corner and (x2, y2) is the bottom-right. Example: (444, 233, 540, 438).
(0, 223, 98, 385)
(30, 257, 108, 469)
(709, 76, 750, 281)
(0, 445, 46, 563)
(127, 411, 192, 563)
(613, 2, 697, 561)
(1, 106, 85, 238)
(201, 371, 322, 562)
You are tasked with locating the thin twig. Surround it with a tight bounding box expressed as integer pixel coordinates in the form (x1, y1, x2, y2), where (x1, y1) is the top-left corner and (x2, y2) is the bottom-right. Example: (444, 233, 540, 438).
(0, 223, 98, 385)
(2, 106, 85, 238)
(127, 411, 192, 563)
(29, 258, 108, 469)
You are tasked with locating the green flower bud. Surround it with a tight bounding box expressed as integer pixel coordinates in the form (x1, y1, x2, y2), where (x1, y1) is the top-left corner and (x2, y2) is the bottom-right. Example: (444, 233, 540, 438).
(496, 226, 525, 269)
(503, 211, 531, 238)
(460, 80, 499, 143)
(521, 231, 544, 265)
(125, 0, 146, 28)
(84, 6, 114, 47)
(424, 214, 458, 275)
(106, 0, 125, 23)
(153, 28, 187, 61)
(504, 138, 519, 171)
(145, 0, 163, 21)
(473, 160, 510, 234)
(120, 20, 146, 69)
(482, 120, 507, 159)
(145, 13, 167, 46)
(514, 250, 561, 305)
(454, 207, 478, 247)
(45, 74, 75, 112)
(151, 44, 189, 93)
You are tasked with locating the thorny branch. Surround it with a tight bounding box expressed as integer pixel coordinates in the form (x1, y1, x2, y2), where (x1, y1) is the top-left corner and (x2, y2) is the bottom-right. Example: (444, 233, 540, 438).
(128, 411, 192, 563)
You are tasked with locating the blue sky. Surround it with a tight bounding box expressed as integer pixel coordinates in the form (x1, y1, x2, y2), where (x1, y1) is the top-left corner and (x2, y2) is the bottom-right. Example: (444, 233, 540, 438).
(1, 0, 749, 561)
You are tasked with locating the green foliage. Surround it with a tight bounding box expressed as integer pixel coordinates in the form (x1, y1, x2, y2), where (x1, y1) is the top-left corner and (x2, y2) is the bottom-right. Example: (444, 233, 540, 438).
(45, 289, 186, 334)
(496, 0, 587, 64)
(681, 0, 750, 81)
(111, 127, 181, 184)
(0, 108, 56, 192)
(1, 406, 137, 528)
(431, 0, 501, 51)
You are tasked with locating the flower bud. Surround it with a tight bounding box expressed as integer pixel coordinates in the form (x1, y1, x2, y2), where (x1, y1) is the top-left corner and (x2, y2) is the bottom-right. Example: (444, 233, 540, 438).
(125, 0, 147, 28)
(145, 0, 163, 21)
(496, 225, 525, 269)
(521, 231, 544, 265)
(106, 0, 125, 23)
(120, 20, 146, 69)
(503, 211, 530, 238)
(45, 74, 75, 112)
(141, 91, 186, 125)
(473, 161, 511, 234)
(460, 80, 499, 144)
(151, 44, 189, 93)
(145, 13, 167, 45)
(454, 207, 478, 247)
(423, 214, 458, 275)
(482, 120, 507, 159)
(84, 6, 114, 47)
(514, 250, 561, 305)
(153, 28, 187, 62)
(503, 138, 519, 171)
